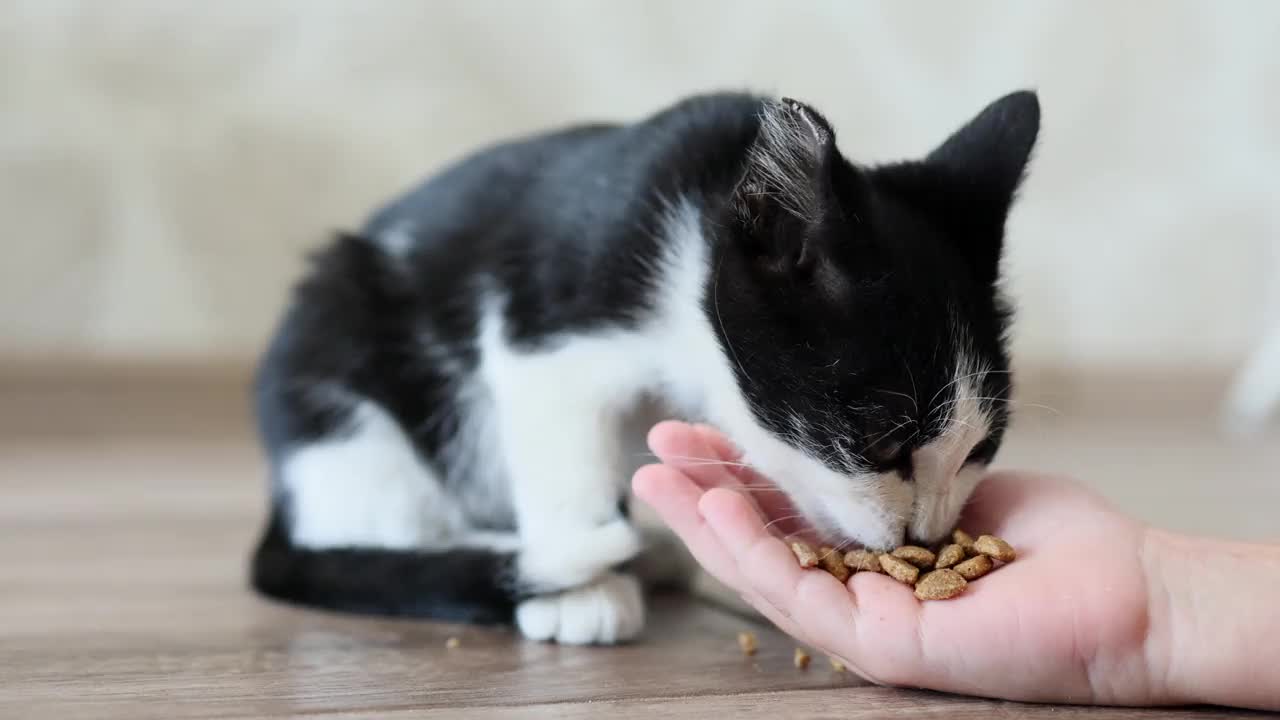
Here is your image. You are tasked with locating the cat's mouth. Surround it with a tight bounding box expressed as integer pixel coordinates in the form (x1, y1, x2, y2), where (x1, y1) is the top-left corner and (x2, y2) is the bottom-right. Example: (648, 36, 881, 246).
(769, 498, 881, 553)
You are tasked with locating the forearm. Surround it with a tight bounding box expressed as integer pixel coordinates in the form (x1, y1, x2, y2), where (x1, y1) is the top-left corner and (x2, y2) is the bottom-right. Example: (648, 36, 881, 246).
(1144, 528, 1280, 711)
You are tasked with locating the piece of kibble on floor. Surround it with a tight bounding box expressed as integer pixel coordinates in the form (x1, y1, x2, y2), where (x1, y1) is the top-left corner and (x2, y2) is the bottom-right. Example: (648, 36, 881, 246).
(737, 631, 758, 656)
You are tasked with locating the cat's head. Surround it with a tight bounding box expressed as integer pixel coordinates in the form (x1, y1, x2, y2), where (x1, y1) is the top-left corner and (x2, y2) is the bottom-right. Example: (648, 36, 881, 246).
(705, 91, 1038, 550)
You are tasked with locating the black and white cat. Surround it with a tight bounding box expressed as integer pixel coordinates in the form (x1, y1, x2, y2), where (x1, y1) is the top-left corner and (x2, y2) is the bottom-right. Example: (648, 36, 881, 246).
(251, 90, 1039, 645)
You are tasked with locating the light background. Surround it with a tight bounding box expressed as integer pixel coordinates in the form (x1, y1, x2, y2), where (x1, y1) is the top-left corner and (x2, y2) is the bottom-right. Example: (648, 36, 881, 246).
(4, 0, 1278, 373)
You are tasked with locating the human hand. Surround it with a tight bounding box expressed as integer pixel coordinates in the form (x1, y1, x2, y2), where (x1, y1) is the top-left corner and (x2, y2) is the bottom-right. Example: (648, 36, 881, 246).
(633, 421, 1172, 706)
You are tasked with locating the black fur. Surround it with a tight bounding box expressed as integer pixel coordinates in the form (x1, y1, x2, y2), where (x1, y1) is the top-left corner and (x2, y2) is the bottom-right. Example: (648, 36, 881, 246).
(252, 510, 518, 622)
(250, 91, 1039, 619)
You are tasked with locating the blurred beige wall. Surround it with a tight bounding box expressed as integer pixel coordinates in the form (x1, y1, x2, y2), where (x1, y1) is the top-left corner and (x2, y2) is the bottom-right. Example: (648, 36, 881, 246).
(3, 0, 1278, 370)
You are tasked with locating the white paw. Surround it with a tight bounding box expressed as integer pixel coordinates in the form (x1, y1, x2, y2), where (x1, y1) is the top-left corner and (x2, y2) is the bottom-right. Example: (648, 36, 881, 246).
(515, 572, 645, 645)
(519, 518, 643, 591)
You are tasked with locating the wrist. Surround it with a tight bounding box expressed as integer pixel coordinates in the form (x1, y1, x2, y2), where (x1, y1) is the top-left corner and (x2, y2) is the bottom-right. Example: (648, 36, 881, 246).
(1142, 527, 1280, 711)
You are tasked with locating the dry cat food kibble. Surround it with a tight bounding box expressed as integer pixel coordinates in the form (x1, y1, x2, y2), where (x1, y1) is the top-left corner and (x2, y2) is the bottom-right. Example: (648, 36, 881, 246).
(914, 568, 968, 600)
(445, 637, 461, 649)
(953, 554, 994, 581)
(794, 647, 811, 669)
(891, 545, 937, 568)
(828, 656, 846, 673)
(973, 534, 1017, 563)
(817, 546, 852, 582)
(790, 541, 820, 568)
(935, 543, 966, 569)
(738, 631, 758, 656)
(793, 529, 1017, 601)
(878, 553, 920, 585)
(842, 549, 882, 573)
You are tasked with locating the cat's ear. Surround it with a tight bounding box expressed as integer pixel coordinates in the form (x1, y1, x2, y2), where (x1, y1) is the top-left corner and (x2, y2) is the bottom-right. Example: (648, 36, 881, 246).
(927, 90, 1040, 202)
(732, 98, 844, 269)
(916, 91, 1040, 283)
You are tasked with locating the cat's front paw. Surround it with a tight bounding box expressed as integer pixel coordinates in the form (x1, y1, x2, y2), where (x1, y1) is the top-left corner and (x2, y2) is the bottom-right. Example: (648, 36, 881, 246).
(519, 517, 643, 590)
(515, 571, 645, 645)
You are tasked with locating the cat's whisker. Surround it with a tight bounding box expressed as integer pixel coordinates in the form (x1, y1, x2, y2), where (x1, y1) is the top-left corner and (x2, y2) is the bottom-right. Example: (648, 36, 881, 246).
(1011, 401, 1063, 416)
(831, 538, 859, 554)
(712, 252, 755, 392)
(906, 363, 921, 417)
(816, 545, 842, 562)
(927, 369, 1013, 408)
(931, 394, 1063, 418)
(676, 461, 756, 470)
(875, 388, 918, 414)
(864, 416, 915, 451)
(900, 426, 923, 450)
(631, 452, 758, 470)
(762, 514, 806, 532)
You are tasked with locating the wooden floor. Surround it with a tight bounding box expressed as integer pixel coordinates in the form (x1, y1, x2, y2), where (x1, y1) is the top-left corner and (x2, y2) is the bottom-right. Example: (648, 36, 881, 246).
(1, 375, 1276, 719)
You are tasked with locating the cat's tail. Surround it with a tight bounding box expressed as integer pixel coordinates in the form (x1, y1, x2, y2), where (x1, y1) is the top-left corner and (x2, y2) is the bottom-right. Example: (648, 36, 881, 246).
(249, 510, 520, 624)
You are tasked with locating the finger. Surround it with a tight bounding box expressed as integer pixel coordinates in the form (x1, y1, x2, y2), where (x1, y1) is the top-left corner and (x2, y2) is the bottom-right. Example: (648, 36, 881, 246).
(689, 423, 778, 489)
(690, 423, 743, 462)
(635, 464, 831, 665)
(631, 464, 746, 592)
(698, 489, 857, 625)
(739, 592, 822, 652)
(640, 473, 797, 625)
(680, 422, 811, 536)
(648, 421, 750, 493)
(632, 464, 816, 644)
(699, 487, 929, 683)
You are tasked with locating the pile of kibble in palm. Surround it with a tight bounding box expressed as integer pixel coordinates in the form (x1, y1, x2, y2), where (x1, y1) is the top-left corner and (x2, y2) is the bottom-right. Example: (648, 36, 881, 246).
(789, 529, 1016, 600)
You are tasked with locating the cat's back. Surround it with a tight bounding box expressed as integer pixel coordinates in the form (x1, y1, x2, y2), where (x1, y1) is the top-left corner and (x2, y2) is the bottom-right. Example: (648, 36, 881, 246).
(329, 92, 764, 340)
(362, 122, 620, 241)
(362, 92, 765, 248)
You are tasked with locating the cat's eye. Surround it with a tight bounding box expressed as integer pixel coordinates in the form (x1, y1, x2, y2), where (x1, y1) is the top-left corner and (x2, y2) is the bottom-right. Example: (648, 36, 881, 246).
(966, 438, 996, 465)
(865, 441, 912, 477)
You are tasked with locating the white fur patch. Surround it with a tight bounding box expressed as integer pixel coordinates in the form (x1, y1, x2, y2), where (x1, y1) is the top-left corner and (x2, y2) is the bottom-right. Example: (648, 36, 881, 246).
(282, 400, 470, 550)
(517, 519, 644, 592)
(910, 355, 992, 543)
(476, 298, 655, 589)
(437, 373, 515, 529)
(515, 571, 645, 645)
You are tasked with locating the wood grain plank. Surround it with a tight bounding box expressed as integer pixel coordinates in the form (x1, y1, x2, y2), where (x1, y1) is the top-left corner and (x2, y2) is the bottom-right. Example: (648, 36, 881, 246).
(2, 387, 1274, 718)
(0, 435, 859, 719)
(230, 690, 1265, 720)
(0, 597, 862, 719)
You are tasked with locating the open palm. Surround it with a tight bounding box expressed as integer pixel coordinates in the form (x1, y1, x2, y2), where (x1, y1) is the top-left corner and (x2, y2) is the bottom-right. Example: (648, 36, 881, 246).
(634, 421, 1166, 705)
